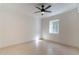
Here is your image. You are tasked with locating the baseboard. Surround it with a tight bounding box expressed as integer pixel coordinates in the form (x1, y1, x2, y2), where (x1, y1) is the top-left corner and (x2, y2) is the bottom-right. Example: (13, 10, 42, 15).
(0, 40, 34, 49)
(41, 39, 79, 51)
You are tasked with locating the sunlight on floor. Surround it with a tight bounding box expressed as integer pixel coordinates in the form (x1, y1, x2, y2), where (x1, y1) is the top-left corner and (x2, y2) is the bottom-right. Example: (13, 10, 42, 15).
(35, 36, 42, 47)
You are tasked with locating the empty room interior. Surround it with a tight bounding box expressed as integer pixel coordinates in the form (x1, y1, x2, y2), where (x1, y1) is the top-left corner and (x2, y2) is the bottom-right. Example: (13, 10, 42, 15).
(0, 3, 79, 55)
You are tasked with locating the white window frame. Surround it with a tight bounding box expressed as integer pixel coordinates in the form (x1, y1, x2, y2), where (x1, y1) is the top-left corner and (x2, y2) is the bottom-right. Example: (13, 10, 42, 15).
(49, 19, 59, 34)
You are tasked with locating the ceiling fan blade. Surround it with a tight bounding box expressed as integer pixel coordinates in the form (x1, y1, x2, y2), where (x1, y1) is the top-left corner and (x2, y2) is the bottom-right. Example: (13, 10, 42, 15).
(45, 11, 52, 13)
(45, 5, 51, 10)
(34, 11, 41, 13)
(36, 7, 41, 10)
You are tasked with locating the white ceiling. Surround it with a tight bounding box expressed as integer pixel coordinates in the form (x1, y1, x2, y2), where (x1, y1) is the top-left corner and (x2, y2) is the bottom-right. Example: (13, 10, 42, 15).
(0, 3, 77, 18)
(32, 3, 77, 18)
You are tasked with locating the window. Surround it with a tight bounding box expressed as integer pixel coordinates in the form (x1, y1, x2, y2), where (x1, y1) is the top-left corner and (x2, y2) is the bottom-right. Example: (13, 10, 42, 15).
(49, 19, 59, 34)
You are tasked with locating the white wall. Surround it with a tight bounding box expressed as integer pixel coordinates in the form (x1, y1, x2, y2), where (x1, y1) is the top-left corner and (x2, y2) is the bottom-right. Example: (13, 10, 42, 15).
(0, 4, 41, 48)
(42, 8, 79, 48)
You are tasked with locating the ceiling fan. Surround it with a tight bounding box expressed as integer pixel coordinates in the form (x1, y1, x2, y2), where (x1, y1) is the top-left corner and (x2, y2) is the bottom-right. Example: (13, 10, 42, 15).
(34, 4, 52, 15)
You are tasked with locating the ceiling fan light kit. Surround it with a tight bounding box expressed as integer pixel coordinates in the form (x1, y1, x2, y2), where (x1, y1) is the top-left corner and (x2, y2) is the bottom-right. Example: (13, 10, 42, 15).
(41, 12, 44, 15)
